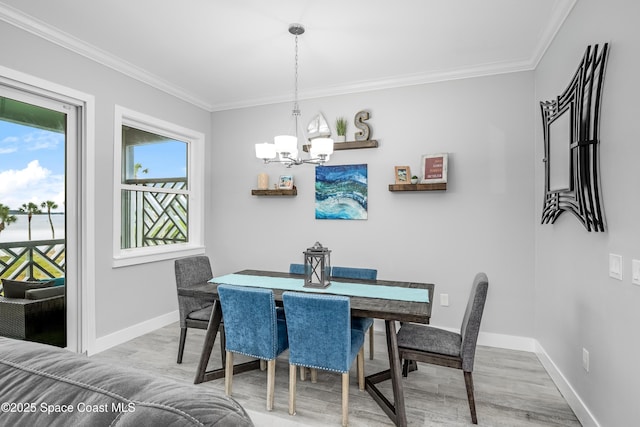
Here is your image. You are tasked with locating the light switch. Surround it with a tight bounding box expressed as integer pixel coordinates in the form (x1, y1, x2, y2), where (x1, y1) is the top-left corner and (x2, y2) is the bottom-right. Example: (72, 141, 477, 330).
(440, 294, 449, 307)
(632, 259, 640, 286)
(609, 254, 623, 280)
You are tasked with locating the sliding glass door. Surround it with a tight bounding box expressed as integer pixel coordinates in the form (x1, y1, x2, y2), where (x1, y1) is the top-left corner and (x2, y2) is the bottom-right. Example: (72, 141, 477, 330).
(0, 86, 77, 349)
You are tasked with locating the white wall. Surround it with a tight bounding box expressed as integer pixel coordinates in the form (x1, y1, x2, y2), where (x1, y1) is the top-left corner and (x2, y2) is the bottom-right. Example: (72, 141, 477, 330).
(210, 72, 536, 339)
(0, 22, 212, 342)
(534, 0, 640, 425)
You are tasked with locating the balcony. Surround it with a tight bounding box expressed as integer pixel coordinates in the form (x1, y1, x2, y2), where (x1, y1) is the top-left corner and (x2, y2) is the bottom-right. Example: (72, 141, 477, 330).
(0, 239, 65, 280)
(1, 179, 187, 280)
(122, 177, 188, 248)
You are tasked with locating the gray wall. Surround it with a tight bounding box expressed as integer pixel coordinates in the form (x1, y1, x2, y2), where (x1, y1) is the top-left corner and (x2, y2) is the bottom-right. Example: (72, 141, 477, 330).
(6, 3, 636, 424)
(0, 22, 212, 338)
(210, 72, 536, 337)
(534, 0, 640, 425)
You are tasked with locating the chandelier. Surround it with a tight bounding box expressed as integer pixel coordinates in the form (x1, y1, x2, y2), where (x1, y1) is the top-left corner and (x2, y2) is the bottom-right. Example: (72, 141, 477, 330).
(255, 24, 334, 167)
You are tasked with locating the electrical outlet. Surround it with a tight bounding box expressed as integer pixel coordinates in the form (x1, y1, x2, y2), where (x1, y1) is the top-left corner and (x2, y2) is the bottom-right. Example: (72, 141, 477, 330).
(632, 259, 640, 286)
(440, 294, 449, 307)
(609, 254, 623, 280)
(582, 348, 590, 372)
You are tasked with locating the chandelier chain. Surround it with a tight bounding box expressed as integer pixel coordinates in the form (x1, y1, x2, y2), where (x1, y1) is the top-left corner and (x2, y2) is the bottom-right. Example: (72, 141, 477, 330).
(293, 33, 300, 117)
(292, 33, 301, 140)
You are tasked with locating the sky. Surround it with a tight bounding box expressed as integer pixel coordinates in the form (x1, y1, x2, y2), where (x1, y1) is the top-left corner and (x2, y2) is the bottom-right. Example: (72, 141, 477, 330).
(126, 139, 187, 180)
(0, 118, 187, 215)
(0, 120, 65, 212)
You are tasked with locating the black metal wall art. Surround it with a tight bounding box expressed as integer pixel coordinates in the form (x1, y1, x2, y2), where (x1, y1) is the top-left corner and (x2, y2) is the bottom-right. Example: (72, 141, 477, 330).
(540, 43, 609, 232)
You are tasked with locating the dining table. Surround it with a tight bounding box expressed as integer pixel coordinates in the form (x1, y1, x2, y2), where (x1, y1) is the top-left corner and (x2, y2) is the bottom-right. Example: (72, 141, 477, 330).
(177, 269, 434, 427)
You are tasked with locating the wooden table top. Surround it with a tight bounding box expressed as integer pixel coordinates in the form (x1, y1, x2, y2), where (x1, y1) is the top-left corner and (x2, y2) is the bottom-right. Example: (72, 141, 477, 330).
(178, 269, 434, 324)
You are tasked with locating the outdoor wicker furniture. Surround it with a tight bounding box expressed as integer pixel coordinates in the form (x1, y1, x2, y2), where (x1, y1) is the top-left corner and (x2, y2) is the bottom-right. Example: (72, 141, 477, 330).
(0, 285, 65, 347)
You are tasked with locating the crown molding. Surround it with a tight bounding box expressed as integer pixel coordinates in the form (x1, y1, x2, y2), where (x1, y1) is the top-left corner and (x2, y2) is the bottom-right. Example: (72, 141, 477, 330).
(530, 0, 578, 68)
(1, 1, 574, 113)
(210, 58, 536, 112)
(0, 3, 213, 111)
(218, 0, 578, 112)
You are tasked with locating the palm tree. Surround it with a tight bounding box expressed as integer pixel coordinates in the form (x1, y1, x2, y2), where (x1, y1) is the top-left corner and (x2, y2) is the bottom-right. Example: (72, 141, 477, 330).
(0, 203, 17, 235)
(19, 202, 42, 240)
(41, 200, 59, 239)
(133, 162, 149, 179)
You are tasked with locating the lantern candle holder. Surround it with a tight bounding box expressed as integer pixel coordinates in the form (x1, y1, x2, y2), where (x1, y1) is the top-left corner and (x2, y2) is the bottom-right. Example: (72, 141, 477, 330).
(303, 241, 331, 288)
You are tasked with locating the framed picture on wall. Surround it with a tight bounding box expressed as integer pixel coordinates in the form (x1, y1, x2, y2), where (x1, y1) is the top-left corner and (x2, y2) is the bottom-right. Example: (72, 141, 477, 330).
(421, 153, 448, 184)
(394, 166, 411, 184)
(316, 164, 368, 220)
(278, 175, 294, 189)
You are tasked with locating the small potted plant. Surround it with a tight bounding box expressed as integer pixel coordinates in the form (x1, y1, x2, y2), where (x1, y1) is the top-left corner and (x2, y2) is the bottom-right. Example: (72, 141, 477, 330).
(335, 117, 347, 143)
(411, 175, 419, 184)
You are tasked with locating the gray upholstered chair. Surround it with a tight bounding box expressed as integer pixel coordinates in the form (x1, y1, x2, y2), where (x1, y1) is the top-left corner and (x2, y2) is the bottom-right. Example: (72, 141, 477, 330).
(218, 285, 288, 411)
(174, 256, 225, 364)
(283, 291, 365, 427)
(396, 272, 489, 424)
(331, 266, 378, 360)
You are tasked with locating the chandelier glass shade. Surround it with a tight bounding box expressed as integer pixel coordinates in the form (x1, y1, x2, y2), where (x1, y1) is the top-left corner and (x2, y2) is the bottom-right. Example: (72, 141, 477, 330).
(255, 24, 334, 167)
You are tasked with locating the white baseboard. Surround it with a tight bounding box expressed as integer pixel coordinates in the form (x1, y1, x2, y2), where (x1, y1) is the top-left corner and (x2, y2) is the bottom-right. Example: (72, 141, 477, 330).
(373, 320, 536, 352)
(90, 310, 178, 355)
(373, 321, 595, 425)
(476, 330, 536, 352)
(534, 341, 600, 427)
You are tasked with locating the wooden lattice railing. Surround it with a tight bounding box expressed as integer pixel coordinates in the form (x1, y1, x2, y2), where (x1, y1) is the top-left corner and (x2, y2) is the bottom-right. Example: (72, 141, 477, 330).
(122, 178, 188, 248)
(142, 186, 188, 246)
(0, 180, 187, 278)
(0, 239, 65, 280)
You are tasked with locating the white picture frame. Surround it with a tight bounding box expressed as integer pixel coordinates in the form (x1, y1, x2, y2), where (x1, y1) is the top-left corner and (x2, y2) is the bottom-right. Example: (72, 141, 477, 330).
(278, 175, 294, 189)
(420, 153, 448, 184)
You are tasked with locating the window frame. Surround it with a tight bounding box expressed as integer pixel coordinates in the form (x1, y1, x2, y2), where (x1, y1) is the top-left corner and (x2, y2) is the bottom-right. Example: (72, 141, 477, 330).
(113, 105, 204, 267)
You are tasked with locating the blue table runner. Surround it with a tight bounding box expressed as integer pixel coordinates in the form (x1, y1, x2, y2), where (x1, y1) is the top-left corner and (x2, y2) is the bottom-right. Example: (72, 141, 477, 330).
(209, 273, 429, 303)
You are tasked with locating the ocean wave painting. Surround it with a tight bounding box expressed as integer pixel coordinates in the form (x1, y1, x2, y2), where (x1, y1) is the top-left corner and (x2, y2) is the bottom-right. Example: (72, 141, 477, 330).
(315, 164, 368, 220)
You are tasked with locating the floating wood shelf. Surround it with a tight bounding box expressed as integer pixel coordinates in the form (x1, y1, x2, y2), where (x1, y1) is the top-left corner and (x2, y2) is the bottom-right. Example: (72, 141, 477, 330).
(388, 183, 447, 192)
(302, 140, 378, 152)
(251, 186, 298, 196)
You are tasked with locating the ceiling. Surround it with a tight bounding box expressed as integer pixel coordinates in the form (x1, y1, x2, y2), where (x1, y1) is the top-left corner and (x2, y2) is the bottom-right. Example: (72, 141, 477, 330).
(0, 0, 575, 112)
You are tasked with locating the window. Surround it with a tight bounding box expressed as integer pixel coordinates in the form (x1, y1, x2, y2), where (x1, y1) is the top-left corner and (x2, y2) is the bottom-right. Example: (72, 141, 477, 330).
(113, 106, 204, 267)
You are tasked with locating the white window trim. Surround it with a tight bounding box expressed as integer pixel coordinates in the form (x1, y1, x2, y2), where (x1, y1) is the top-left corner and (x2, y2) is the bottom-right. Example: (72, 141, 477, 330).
(112, 105, 204, 267)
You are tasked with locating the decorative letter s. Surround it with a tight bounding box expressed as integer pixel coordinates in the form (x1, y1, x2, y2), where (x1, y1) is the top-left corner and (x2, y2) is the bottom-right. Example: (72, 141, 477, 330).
(354, 110, 371, 141)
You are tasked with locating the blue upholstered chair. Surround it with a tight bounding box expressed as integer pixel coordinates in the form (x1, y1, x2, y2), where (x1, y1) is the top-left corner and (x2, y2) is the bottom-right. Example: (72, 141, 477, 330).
(331, 266, 378, 360)
(331, 266, 377, 281)
(396, 273, 489, 424)
(291, 262, 324, 382)
(218, 285, 289, 411)
(174, 256, 225, 365)
(289, 263, 305, 275)
(283, 292, 365, 427)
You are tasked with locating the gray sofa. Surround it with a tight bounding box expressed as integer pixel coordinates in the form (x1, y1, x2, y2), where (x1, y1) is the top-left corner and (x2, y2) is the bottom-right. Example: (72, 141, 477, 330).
(0, 337, 253, 426)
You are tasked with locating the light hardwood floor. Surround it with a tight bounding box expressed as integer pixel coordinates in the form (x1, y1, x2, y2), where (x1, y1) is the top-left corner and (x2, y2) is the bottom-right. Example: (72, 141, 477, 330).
(91, 323, 580, 427)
